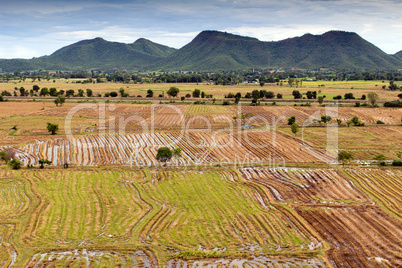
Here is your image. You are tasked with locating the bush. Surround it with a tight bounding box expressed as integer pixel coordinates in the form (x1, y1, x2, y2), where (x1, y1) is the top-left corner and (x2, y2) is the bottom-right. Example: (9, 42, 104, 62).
(392, 160, 402, 166)
(8, 159, 21, 170)
(355, 102, 360, 107)
(344, 93, 355, 99)
(287, 116, 296, 125)
(384, 101, 402, 107)
(0, 95, 4, 102)
(167, 86, 180, 97)
(333, 95, 342, 100)
(104, 92, 110, 97)
(222, 100, 230, 105)
(276, 93, 283, 99)
(109, 91, 118, 97)
(376, 120, 385, 124)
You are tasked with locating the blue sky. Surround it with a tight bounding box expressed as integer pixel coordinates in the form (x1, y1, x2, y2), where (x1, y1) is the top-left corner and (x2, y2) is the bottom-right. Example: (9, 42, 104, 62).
(1, 0, 401, 58)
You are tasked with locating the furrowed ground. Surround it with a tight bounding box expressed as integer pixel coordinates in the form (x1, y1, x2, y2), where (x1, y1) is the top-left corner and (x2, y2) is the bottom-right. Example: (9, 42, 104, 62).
(0, 95, 401, 267)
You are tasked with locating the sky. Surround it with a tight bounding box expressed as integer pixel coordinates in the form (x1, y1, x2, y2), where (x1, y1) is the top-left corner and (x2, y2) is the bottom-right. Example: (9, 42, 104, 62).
(1, 0, 401, 59)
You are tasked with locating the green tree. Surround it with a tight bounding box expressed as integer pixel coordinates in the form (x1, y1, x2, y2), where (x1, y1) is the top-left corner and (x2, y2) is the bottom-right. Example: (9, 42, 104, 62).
(0, 150, 11, 164)
(156, 147, 173, 164)
(192, 89, 201, 98)
(318, 96, 324, 105)
(47, 123, 59, 135)
(8, 159, 21, 170)
(337, 151, 353, 165)
(367, 92, 379, 107)
(33, 85, 40, 92)
(291, 122, 299, 136)
(321, 115, 332, 124)
(146, 89, 154, 97)
(292, 90, 302, 99)
(167, 86, 180, 97)
(54, 96, 65, 107)
(86, 88, 93, 97)
(287, 116, 296, 125)
(39, 87, 49, 96)
(49, 87, 58, 96)
(39, 159, 52, 169)
(77, 89, 84, 97)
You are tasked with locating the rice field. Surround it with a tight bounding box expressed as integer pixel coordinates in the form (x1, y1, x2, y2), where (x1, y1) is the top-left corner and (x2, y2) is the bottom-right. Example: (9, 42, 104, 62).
(4, 131, 333, 167)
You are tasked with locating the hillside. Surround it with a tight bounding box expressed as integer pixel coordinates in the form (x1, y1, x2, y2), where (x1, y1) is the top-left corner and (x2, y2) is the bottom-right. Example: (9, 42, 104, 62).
(0, 30, 401, 71)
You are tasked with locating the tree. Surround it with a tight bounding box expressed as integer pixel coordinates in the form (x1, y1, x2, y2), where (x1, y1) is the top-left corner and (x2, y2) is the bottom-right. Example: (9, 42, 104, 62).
(146, 89, 154, 98)
(109, 91, 118, 97)
(39, 159, 52, 169)
(156, 147, 173, 164)
(192, 89, 201, 98)
(39, 87, 49, 96)
(321, 115, 332, 124)
(167, 86, 179, 97)
(86, 88, 93, 97)
(291, 122, 299, 136)
(201, 91, 205, 98)
(337, 151, 353, 165)
(265, 91, 275, 99)
(47, 123, 59, 135)
(49, 87, 58, 96)
(367, 92, 379, 107)
(276, 93, 283, 99)
(388, 80, 399, 90)
(66, 89, 74, 97)
(0, 95, 4, 102)
(77, 89, 84, 97)
(292, 90, 302, 99)
(287, 116, 296, 125)
(318, 96, 324, 105)
(0, 150, 12, 164)
(344, 93, 355, 99)
(260, 81, 265, 87)
(251, 90, 260, 99)
(398, 93, 402, 99)
(54, 96, 65, 107)
(8, 159, 21, 170)
(33, 85, 40, 92)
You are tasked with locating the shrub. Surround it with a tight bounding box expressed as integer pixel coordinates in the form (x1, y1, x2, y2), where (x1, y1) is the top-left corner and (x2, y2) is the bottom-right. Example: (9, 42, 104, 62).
(8, 159, 21, 170)
(47, 122, 59, 135)
(333, 95, 342, 100)
(355, 102, 360, 107)
(376, 120, 385, 124)
(276, 93, 283, 99)
(222, 100, 230, 105)
(392, 160, 402, 166)
(109, 91, 118, 97)
(287, 116, 296, 125)
(384, 101, 402, 107)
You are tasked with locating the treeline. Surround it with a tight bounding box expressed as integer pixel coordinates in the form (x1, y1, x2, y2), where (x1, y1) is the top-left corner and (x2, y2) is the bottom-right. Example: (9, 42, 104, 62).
(2, 70, 402, 84)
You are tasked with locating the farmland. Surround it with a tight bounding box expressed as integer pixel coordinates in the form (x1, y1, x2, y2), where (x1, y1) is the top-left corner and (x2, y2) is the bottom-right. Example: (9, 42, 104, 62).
(0, 82, 401, 267)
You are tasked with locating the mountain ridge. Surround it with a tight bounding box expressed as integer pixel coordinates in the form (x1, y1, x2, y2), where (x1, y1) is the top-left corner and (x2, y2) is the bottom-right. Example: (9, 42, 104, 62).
(0, 30, 401, 71)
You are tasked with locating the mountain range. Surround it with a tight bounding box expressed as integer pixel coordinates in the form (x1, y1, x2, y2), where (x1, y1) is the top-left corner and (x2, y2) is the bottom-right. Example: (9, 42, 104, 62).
(1, 30, 401, 72)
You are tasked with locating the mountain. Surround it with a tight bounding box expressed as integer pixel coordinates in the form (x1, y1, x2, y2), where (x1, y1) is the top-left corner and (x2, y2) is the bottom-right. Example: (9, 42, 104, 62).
(395, 51, 402, 61)
(157, 30, 402, 71)
(0, 37, 176, 71)
(1, 30, 401, 72)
